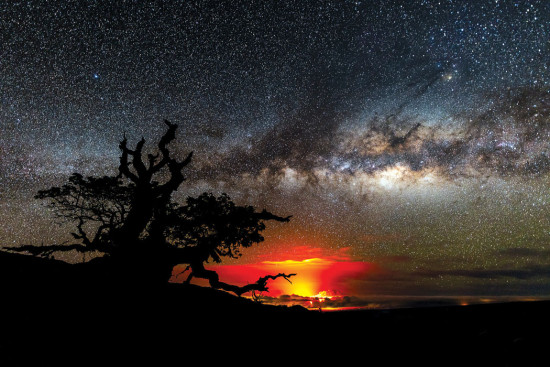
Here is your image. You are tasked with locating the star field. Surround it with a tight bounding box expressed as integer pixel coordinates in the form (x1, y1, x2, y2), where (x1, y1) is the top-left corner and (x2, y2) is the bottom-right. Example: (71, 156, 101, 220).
(1, 0, 550, 298)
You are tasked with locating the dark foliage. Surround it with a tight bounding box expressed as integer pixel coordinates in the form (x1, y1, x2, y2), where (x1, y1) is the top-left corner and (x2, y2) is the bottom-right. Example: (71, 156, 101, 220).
(35, 173, 133, 251)
(5, 120, 293, 296)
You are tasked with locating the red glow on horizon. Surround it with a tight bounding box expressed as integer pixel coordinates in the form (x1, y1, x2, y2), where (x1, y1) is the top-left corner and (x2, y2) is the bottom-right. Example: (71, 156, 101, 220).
(172, 246, 376, 298)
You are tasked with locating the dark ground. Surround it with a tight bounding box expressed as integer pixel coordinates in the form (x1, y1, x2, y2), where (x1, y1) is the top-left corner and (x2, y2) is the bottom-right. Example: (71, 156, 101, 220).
(1, 250, 549, 365)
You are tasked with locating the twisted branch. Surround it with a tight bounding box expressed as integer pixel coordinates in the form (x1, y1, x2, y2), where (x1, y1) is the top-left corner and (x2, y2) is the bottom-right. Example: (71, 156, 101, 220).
(185, 261, 296, 297)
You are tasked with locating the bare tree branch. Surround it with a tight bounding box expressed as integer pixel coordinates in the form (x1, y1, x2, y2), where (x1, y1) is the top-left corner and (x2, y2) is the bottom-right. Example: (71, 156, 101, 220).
(71, 217, 92, 247)
(6, 243, 91, 257)
(131, 137, 148, 178)
(254, 209, 292, 223)
(118, 137, 139, 183)
(185, 261, 296, 297)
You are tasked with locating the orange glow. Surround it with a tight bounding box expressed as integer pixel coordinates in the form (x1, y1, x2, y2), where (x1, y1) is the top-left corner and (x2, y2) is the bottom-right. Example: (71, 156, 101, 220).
(172, 247, 374, 298)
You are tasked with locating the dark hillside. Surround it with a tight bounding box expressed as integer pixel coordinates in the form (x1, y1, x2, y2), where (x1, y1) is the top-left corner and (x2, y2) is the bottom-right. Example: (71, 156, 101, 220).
(1, 250, 548, 365)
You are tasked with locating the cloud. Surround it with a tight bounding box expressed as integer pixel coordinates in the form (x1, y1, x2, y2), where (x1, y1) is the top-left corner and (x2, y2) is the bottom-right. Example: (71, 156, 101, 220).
(415, 264, 550, 280)
(254, 245, 356, 263)
(496, 247, 550, 259)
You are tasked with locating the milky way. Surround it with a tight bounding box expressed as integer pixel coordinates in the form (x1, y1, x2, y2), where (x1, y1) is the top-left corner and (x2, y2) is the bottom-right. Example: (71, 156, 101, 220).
(1, 0, 550, 298)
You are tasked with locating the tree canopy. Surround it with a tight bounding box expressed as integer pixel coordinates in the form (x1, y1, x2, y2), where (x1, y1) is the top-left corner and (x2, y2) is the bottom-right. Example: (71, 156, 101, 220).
(10, 120, 294, 296)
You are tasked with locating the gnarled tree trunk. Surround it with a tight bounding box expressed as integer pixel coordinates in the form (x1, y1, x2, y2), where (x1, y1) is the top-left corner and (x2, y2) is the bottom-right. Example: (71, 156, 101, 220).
(109, 120, 192, 284)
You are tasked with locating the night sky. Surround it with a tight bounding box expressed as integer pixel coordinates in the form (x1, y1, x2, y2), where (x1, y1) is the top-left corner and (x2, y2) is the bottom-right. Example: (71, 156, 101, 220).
(1, 1, 550, 305)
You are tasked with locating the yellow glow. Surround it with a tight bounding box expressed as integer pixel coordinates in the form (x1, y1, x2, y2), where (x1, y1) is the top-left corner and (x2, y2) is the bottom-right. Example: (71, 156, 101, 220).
(313, 291, 332, 299)
(259, 258, 333, 297)
(291, 281, 318, 298)
(262, 257, 333, 266)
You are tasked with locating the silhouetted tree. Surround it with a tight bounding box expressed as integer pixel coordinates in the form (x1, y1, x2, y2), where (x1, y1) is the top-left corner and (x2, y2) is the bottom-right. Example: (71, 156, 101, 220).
(165, 193, 294, 295)
(34, 174, 133, 253)
(10, 120, 294, 295)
